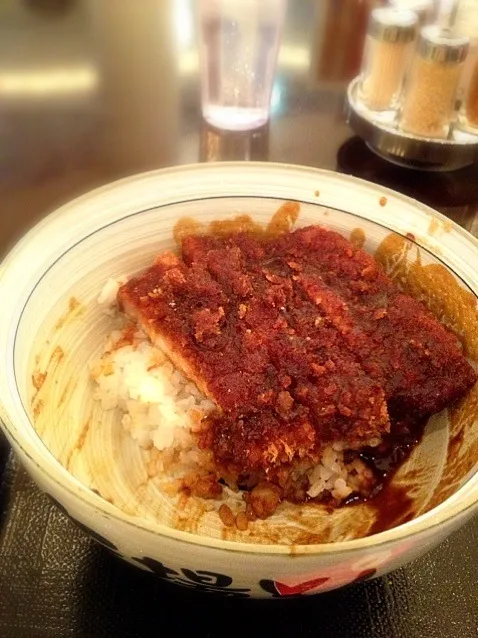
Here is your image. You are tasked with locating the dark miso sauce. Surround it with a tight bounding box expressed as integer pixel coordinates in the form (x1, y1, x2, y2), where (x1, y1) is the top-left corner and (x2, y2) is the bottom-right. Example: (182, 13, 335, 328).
(344, 417, 427, 535)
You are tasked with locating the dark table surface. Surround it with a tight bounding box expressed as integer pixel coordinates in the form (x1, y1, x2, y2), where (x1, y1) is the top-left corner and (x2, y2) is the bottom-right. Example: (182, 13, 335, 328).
(0, 1, 477, 636)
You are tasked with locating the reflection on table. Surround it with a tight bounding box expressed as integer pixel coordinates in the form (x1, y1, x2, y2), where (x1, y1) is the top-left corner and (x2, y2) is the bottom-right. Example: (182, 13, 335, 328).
(200, 121, 270, 162)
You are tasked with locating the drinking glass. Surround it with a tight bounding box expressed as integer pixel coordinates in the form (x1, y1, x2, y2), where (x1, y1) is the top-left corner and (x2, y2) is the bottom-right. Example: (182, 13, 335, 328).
(197, 0, 287, 131)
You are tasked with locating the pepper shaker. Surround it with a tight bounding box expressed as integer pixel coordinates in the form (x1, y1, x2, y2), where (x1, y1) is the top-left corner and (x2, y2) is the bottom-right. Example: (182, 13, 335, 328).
(358, 7, 418, 113)
(400, 26, 469, 138)
(452, 0, 478, 132)
(458, 58, 478, 131)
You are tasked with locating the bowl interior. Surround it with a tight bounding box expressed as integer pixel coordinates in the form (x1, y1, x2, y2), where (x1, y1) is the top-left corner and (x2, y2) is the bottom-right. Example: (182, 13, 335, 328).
(16, 194, 478, 545)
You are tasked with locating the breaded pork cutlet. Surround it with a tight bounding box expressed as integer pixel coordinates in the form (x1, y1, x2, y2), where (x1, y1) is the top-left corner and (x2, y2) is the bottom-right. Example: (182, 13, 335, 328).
(119, 232, 390, 479)
(118, 226, 476, 488)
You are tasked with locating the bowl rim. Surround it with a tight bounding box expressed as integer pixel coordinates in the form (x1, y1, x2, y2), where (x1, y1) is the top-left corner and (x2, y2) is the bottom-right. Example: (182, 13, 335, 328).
(0, 160, 477, 556)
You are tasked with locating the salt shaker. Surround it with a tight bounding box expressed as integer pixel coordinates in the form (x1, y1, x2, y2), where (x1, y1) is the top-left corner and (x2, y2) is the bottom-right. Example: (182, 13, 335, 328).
(400, 26, 469, 138)
(359, 7, 418, 113)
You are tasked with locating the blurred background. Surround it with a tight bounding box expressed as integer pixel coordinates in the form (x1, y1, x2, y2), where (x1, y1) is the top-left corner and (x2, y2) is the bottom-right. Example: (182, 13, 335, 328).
(0, 0, 475, 251)
(0, 0, 375, 255)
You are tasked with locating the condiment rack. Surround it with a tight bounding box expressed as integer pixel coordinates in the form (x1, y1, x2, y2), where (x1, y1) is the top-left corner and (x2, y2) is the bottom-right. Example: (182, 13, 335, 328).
(347, 2, 478, 170)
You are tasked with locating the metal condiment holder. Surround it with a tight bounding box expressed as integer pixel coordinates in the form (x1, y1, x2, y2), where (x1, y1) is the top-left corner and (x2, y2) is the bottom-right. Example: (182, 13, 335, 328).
(346, 77, 478, 171)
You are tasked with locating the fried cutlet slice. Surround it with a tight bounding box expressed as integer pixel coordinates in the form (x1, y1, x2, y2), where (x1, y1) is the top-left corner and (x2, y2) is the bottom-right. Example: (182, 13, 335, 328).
(270, 226, 477, 420)
(119, 249, 274, 413)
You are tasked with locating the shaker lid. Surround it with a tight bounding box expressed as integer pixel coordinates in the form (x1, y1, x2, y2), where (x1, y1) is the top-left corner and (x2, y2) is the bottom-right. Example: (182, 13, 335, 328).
(369, 7, 418, 43)
(418, 26, 470, 63)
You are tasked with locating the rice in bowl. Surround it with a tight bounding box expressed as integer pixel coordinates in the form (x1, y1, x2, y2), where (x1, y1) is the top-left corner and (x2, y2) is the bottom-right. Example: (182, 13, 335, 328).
(91, 298, 377, 530)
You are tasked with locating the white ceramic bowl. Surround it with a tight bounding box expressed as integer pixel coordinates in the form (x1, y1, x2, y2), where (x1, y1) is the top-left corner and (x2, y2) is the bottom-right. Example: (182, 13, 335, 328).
(0, 162, 477, 598)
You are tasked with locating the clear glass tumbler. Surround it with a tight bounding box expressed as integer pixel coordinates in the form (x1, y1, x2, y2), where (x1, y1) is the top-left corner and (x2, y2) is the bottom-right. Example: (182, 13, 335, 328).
(197, 0, 287, 131)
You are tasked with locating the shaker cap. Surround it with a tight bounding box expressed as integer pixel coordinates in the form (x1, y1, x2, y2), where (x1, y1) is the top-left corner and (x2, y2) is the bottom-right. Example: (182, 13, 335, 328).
(368, 7, 418, 43)
(418, 25, 469, 63)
